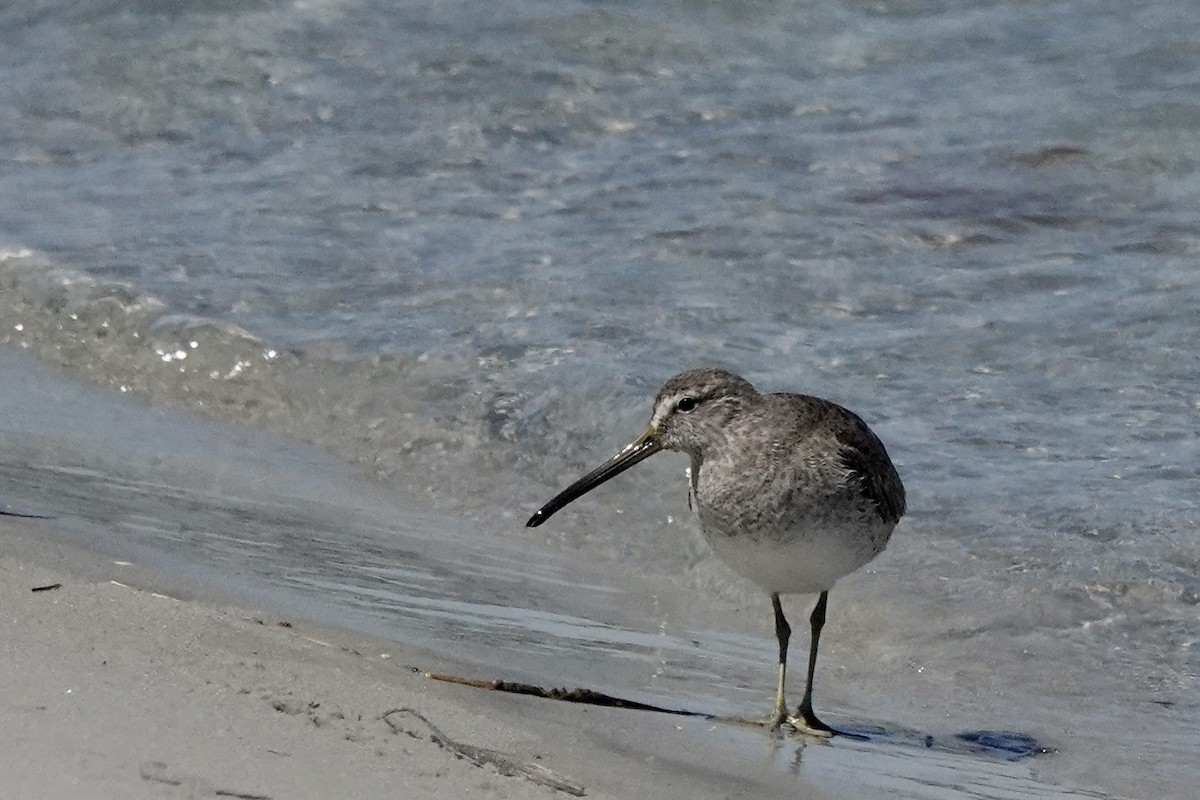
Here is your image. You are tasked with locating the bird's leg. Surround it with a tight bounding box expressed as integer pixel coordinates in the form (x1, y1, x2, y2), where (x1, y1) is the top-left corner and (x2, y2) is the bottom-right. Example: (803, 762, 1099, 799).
(791, 590, 835, 736)
(768, 593, 790, 729)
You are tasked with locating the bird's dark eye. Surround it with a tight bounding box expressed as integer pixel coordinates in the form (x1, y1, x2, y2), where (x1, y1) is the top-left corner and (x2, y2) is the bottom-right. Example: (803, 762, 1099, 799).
(676, 396, 698, 413)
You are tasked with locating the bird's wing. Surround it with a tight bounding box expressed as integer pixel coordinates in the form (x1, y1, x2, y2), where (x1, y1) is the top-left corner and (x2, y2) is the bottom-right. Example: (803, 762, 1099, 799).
(838, 425, 906, 525)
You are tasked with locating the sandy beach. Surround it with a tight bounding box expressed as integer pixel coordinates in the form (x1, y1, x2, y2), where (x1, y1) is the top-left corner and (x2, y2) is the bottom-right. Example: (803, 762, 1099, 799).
(2, 513, 875, 800)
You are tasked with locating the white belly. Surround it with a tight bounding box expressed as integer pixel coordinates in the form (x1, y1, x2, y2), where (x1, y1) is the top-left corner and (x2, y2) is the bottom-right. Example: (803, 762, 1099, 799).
(700, 516, 893, 595)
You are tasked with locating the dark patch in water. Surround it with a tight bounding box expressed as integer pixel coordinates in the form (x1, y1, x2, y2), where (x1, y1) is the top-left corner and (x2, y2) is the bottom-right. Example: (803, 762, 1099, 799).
(834, 721, 1051, 762)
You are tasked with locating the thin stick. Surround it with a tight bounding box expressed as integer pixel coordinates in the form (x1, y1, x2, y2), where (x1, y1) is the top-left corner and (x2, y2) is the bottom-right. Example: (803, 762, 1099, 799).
(382, 707, 586, 797)
(425, 672, 712, 718)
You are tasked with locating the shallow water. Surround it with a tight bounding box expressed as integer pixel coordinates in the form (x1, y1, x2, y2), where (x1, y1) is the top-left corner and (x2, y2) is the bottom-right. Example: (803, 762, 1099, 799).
(0, 1, 1197, 797)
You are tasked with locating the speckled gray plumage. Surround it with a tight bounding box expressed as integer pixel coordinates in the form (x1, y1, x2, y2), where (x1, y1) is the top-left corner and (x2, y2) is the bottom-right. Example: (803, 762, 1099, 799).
(648, 368, 905, 594)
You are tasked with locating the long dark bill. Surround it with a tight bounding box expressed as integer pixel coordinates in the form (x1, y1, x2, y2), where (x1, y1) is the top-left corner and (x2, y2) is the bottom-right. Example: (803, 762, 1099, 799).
(526, 428, 662, 527)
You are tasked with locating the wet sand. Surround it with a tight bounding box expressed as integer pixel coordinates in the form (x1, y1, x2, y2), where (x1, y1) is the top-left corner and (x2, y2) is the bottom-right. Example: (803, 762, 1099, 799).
(2, 514, 880, 800)
(1, 511, 1121, 800)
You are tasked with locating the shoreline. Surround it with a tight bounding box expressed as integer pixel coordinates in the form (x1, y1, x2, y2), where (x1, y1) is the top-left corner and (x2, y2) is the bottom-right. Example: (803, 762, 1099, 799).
(0, 514, 846, 800)
(0, 506, 1161, 800)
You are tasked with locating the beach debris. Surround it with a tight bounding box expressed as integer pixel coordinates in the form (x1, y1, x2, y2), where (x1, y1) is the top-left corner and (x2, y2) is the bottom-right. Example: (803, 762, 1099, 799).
(139, 761, 271, 799)
(31, 583, 62, 592)
(382, 707, 586, 797)
(0, 502, 53, 519)
(426, 671, 710, 718)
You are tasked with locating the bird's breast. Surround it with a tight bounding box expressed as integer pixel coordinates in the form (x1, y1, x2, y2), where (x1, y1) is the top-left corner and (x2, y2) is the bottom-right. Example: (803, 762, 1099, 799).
(691, 453, 874, 544)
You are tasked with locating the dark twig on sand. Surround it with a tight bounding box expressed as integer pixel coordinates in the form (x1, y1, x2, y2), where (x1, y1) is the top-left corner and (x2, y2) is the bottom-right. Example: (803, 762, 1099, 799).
(139, 761, 271, 799)
(426, 672, 711, 718)
(0, 505, 54, 519)
(31, 583, 62, 592)
(382, 707, 586, 797)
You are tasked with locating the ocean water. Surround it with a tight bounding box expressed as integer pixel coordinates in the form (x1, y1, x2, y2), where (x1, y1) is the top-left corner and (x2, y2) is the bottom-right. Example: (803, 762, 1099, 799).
(0, 0, 1197, 797)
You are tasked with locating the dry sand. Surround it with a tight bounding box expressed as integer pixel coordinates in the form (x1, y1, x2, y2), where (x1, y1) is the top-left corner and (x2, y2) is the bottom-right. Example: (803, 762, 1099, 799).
(0, 514, 857, 800)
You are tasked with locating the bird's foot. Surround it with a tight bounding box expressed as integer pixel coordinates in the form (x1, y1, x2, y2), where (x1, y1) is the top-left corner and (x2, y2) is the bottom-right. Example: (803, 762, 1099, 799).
(763, 710, 789, 731)
(784, 714, 836, 737)
(784, 702, 836, 737)
(759, 708, 834, 737)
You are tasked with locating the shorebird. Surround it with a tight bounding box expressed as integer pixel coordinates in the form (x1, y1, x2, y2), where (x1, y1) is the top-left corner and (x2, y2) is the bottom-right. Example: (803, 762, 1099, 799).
(527, 367, 905, 734)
